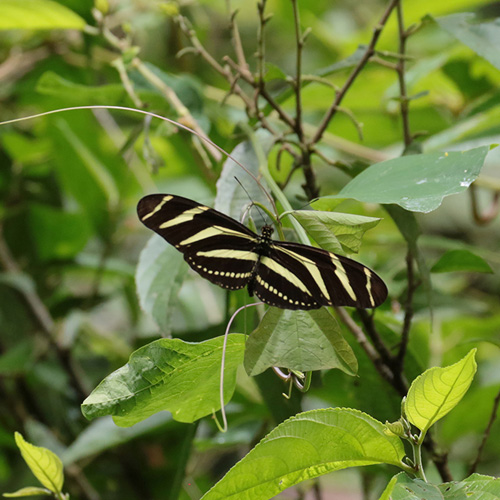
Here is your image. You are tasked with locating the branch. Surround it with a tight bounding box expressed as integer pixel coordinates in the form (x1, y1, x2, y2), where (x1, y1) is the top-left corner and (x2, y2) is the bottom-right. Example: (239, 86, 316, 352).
(395, 1, 411, 148)
(468, 388, 500, 475)
(311, 0, 400, 145)
(396, 248, 416, 373)
(334, 307, 395, 385)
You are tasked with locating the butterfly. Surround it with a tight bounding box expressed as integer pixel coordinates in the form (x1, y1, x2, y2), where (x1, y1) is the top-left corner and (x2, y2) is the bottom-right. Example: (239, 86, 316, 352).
(137, 194, 387, 310)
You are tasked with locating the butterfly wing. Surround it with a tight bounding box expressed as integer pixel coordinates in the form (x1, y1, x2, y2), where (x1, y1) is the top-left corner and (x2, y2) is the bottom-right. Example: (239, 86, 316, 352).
(137, 194, 259, 291)
(252, 240, 387, 309)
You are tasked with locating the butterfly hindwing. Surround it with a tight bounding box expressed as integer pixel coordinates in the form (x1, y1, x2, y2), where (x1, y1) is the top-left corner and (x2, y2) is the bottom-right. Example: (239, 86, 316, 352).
(137, 194, 259, 290)
(267, 241, 387, 308)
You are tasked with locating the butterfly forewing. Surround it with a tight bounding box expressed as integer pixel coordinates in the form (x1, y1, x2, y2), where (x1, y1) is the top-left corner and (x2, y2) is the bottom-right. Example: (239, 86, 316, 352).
(137, 194, 259, 291)
(137, 194, 388, 310)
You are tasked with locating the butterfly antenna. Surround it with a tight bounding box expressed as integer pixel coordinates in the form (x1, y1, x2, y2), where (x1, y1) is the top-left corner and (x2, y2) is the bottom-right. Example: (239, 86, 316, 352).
(234, 176, 268, 226)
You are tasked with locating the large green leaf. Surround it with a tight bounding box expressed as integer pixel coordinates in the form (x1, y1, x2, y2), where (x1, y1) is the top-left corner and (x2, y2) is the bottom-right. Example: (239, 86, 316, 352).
(319, 147, 489, 213)
(0, 0, 85, 30)
(14, 433, 63, 494)
(135, 235, 188, 334)
(290, 210, 380, 254)
(433, 14, 500, 71)
(244, 308, 357, 376)
(379, 472, 500, 500)
(81, 334, 246, 425)
(405, 349, 477, 434)
(201, 408, 405, 500)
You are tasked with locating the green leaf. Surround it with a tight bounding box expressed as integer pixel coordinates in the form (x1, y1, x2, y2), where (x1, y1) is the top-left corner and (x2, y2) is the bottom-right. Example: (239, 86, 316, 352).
(62, 413, 172, 465)
(3, 486, 52, 497)
(405, 349, 477, 434)
(431, 249, 493, 273)
(433, 13, 500, 71)
(135, 235, 188, 334)
(215, 130, 274, 224)
(244, 308, 357, 376)
(379, 472, 500, 500)
(81, 334, 246, 425)
(0, 0, 85, 30)
(291, 210, 381, 254)
(201, 408, 405, 500)
(28, 204, 91, 261)
(322, 147, 489, 213)
(55, 119, 119, 210)
(14, 433, 63, 494)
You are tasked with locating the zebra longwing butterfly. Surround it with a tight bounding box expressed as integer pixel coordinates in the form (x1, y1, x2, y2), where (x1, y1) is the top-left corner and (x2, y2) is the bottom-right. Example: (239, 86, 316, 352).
(137, 194, 387, 310)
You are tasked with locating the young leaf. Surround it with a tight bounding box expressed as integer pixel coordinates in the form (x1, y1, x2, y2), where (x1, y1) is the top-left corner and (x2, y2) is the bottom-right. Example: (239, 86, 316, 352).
(3, 486, 52, 497)
(14, 433, 64, 494)
(244, 308, 357, 376)
(291, 210, 380, 254)
(431, 249, 493, 273)
(0, 0, 85, 30)
(320, 147, 489, 213)
(378, 472, 500, 500)
(201, 408, 405, 500)
(135, 235, 188, 334)
(81, 335, 246, 425)
(405, 349, 477, 434)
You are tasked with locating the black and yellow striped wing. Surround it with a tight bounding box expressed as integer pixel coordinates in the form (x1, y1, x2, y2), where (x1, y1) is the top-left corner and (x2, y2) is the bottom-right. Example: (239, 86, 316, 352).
(253, 241, 387, 309)
(137, 194, 259, 291)
(137, 194, 388, 310)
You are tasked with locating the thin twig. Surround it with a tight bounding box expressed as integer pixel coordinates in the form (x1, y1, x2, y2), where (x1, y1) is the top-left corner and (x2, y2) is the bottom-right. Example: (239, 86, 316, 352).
(334, 307, 395, 385)
(311, 0, 400, 145)
(291, 0, 305, 142)
(470, 184, 500, 226)
(396, 249, 416, 372)
(468, 388, 500, 475)
(395, 1, 411, 148)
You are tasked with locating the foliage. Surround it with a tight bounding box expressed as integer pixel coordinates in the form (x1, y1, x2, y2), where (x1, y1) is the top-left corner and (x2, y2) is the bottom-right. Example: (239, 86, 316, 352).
(1, 0, 500, 499)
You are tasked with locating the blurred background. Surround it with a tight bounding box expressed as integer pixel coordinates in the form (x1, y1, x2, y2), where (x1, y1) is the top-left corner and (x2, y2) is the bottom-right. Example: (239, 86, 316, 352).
(0, 0, 499, 498)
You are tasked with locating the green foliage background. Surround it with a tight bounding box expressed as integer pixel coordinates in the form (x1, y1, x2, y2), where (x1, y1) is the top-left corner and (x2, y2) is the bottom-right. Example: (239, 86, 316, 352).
(0, 0, 499, 499)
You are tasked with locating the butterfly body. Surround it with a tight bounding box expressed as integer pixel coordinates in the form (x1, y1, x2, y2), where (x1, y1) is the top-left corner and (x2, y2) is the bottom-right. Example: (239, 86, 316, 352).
(137, 194, 387, 310)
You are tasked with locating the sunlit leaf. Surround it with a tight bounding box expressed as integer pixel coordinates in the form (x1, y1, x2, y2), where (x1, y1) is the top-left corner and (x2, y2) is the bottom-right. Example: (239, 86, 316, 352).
(14, 433, 63, 494)
(244, 308, 357, 376)
(431, 249, 493, 273)
(0, 0, 85, 30)
(405, 349, 477, 433)
(81, 335, 246, 425)
(3, 486, 52, 497)
(201, 408, 405, 500)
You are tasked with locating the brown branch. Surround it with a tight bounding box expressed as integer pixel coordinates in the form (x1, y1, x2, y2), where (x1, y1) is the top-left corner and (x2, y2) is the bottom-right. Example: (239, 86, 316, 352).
(311, 0, 400, 146)
(396, 249, 416, 373)
(335, 307, 395, 385)
(395, 1, 412, 148)
(468, 388, 500, 475)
